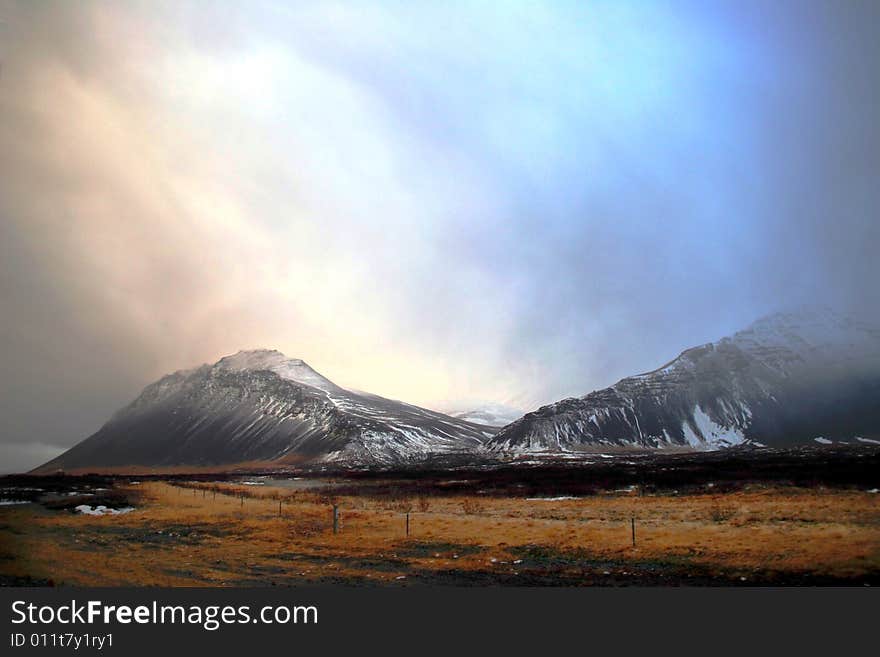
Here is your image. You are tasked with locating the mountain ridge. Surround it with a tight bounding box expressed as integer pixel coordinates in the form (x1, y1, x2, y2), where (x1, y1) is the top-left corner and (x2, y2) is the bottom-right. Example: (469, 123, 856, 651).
(487, 308, 880, 452)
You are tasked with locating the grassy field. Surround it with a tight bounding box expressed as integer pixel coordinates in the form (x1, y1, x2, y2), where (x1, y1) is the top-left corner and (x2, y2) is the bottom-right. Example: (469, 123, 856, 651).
(2, 476, 879, 586)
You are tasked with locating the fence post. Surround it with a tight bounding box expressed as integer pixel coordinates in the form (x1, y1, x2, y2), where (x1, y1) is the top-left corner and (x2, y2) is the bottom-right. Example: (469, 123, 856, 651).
(333, 505, 339, 534)
(278, 499, 282, 517)
(631, 517, 636, 547)
(406, 512, 410, 537)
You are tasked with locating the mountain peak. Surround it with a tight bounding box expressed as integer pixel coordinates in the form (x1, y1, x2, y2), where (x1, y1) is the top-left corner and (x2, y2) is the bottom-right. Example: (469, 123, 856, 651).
(742, 306, 849, 331)
(214, 349, 338, 393)
(728, 307, 879, 369)
(449, 403, 525, 428)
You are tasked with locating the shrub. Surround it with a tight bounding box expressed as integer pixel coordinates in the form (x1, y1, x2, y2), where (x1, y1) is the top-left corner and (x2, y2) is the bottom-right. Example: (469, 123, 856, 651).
(709, 503, 736, 523)
(460, 498, 484, 515)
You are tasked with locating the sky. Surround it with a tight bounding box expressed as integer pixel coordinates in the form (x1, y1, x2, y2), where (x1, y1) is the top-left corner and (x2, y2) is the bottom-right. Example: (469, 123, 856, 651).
(1, 0, 878, 472)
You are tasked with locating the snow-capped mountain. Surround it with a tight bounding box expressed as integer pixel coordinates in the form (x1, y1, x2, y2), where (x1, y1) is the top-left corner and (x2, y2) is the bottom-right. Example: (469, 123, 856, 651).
(488, 309, 880, 453)
(450, 403, 525, 427)
(38, 350, 498, 471)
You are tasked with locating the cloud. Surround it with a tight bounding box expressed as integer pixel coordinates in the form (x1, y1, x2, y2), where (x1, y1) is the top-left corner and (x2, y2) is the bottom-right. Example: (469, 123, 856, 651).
(0, 443, 66, 475)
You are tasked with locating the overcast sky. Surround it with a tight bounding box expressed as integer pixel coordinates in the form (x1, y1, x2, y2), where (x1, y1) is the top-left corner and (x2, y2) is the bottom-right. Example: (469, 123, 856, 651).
(1, 0, 878, 472)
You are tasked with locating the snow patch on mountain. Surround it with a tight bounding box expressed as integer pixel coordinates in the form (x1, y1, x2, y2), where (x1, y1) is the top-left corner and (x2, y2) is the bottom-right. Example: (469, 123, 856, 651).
(689, 405, 746, 447)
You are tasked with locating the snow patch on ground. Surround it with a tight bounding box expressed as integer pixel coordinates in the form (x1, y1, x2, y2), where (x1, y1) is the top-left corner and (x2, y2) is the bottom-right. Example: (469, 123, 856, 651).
(814, 437, 832, 445)
(0, 499, 30, 506)
(525, 496, 579, 501)
(74, 505, 134, 516)
(856, 437, 880, 445)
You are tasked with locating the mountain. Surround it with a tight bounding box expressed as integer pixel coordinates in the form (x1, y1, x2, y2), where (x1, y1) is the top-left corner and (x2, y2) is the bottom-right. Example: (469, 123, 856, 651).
(450, 403, 525, 427)
(34, 310, 880, 473)
(488, 309, 880, 453)
(37, 350, 497, 471)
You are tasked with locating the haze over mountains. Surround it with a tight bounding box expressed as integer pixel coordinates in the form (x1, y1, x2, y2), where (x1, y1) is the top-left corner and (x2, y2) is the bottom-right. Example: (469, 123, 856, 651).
(37, 309, 880, 473)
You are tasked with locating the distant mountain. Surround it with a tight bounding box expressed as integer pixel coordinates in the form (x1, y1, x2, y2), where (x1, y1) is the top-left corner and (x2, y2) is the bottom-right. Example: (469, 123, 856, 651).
(37, 350, 497, 472)
(450, 403, 525, 428)
(488, 309, 880, 453)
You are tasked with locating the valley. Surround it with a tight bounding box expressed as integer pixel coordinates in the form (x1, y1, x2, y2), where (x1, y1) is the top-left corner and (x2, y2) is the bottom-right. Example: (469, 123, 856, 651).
(3, 446, 878, 586)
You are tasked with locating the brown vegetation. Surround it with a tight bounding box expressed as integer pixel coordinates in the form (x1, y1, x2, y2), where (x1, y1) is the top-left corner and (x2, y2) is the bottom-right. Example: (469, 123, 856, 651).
(1, 479, 878, 586)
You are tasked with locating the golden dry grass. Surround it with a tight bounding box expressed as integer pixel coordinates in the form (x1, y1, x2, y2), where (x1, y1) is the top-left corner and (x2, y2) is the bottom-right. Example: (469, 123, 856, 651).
(1, 482, 878, 585)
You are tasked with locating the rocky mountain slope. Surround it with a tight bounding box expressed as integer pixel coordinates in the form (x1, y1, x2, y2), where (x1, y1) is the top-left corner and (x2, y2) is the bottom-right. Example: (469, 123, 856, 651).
(37, 350, 497, 471)
(488, 309, 880, 452)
